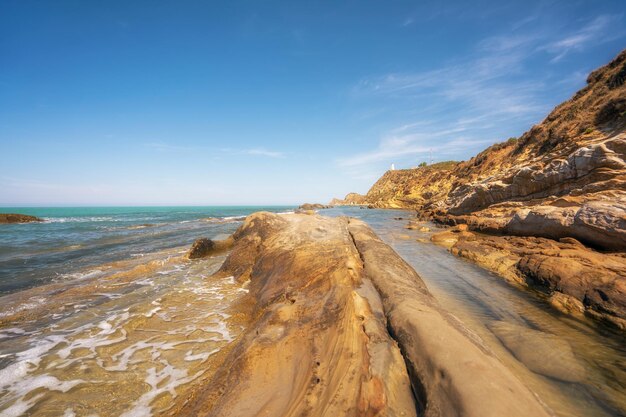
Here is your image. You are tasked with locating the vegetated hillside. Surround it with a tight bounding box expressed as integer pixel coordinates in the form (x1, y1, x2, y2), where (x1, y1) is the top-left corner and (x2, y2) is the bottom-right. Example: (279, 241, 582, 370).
(364, 161, 459, 210)
(346, 48, 626, 251)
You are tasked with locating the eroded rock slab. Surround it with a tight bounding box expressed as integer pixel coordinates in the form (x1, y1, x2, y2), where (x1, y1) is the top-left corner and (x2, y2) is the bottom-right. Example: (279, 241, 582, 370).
(175, 212, 552, 417)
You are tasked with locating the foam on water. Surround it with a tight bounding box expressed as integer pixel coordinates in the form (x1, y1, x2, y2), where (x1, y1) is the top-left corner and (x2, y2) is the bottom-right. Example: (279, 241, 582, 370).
(119, 360, 202, 417)
(0, 296, 47, 319)
(43, 216, 119, 223)
(0, 249, 249, 416)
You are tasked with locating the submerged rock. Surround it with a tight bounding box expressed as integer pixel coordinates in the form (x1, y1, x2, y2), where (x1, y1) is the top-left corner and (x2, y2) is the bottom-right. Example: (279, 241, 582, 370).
(490, 321, 587, 383)
(0, 213, 43, 224)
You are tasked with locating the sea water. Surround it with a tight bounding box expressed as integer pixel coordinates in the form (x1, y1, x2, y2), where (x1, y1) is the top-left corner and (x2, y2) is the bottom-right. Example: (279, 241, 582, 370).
(0, 206, 291, 416)
(324, 207, 626, 417)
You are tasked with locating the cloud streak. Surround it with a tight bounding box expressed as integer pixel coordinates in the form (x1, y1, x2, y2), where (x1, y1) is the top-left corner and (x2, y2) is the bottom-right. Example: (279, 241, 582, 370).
(339, 14, 624, 176)
(538, 14, 624, 62)
(145, 143, 285, 159)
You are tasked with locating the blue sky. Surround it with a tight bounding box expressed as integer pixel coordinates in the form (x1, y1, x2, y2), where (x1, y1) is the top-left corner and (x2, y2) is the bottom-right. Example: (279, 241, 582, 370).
(1, 0, 624, 206)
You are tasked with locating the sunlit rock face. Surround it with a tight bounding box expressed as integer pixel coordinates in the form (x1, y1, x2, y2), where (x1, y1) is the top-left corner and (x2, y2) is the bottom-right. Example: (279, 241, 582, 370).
(174, 212, 552, 417)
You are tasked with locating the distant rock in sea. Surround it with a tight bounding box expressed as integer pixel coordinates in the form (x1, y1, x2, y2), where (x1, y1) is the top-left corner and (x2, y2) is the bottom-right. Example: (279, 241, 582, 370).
(0, 213, 43, 224)
(297, 203, 329, 211)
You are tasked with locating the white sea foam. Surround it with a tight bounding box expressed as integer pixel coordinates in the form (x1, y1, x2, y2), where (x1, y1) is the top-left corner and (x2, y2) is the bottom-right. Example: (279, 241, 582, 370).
(57, 311, 130, 360)
(0, 328, 27, 339)
(143, 307, 161, 318)
(119, 360, 201, 417)
(0, 334, 84, 416)
(57, 269, 104, 281)
(184, 348, 219, 362)
(221, 215, 246, 221)
(43, 216, 118, 223)
(0, 297, 47, 318)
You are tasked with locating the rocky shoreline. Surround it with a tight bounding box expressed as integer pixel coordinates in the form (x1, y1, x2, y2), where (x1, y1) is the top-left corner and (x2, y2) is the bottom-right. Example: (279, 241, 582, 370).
(176, 211, 552, 417)
(329, 49, 626, 330)
(431, 225, 626, 330)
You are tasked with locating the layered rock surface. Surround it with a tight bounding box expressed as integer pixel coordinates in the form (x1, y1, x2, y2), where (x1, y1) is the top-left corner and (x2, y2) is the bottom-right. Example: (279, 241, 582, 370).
(175, 212, 552, 417)
(431, 226, 626, 329)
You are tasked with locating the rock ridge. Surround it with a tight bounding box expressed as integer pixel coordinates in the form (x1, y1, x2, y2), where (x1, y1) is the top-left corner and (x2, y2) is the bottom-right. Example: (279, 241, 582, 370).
(174, 212, 552, 417)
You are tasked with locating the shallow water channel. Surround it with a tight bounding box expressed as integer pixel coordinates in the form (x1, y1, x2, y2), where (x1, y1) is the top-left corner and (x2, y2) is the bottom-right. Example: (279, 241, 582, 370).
(325, 207, 626, 417)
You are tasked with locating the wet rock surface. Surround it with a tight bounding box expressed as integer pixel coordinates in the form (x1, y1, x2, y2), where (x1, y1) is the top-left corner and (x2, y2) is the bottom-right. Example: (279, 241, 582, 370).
(187, 237, 234, 259)
(489, 322, 587, 383)
(174, 212, 552, 417)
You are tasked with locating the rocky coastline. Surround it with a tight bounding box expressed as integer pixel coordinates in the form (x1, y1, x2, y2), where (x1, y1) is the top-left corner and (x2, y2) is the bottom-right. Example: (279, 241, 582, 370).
(175, 211, 553, 417)
(329, 49, 626, 329)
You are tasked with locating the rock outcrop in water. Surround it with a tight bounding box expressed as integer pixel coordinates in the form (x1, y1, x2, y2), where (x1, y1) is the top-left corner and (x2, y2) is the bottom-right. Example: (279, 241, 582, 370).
(331, 49, 626, 327)
(187, 237, 234, 259)
(431, 226, 626, 329)
(0, 213, 43, 224)
(297, 203, 330, 211)
(175, 212, 552, 417)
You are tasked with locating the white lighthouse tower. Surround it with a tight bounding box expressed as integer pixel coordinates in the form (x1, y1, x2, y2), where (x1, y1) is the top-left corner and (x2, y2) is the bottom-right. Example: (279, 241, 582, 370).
(390, 163, 395, 171)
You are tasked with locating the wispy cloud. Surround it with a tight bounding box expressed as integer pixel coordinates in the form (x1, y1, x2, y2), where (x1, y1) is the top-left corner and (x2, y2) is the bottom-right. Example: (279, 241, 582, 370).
(539, 14, 624, 62)
(244, 148, 285, 158)
(145, 142, 285, 159)
(345, 49, 544, 169)
(339, 13, 625, 176)
(145, 142, 202, 152)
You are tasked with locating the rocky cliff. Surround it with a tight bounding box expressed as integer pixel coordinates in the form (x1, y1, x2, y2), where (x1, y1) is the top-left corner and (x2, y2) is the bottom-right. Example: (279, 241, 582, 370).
(334, 49, 626, 328)
(353, 49, 626, 251)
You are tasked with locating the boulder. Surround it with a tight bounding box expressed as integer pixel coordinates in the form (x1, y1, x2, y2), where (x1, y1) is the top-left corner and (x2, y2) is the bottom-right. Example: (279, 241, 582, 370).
(187, 237, 234, 259)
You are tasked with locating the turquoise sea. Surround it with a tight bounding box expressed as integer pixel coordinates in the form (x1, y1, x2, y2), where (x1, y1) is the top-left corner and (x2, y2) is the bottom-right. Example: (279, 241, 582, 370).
(0, 206, 294, 295)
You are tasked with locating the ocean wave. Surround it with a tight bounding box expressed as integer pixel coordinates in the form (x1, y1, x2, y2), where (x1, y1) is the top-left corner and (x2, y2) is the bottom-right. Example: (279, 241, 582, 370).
(55, 269, 104, 282)
(43, 216, 119, 223)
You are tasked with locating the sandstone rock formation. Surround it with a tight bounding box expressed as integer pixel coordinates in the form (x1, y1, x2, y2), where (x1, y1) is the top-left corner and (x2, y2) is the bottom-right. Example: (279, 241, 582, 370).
(175, 212, 552, 417)
(0, 213, 43, 224)
(431, 226, 626, 329)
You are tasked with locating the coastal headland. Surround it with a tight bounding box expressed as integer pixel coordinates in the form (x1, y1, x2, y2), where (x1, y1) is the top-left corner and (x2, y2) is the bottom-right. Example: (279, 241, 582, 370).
(330, 49, 626, 329)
